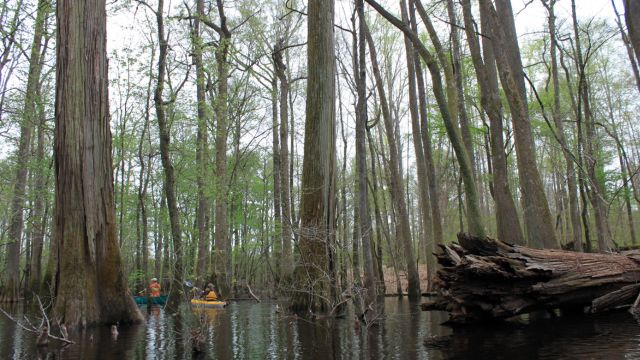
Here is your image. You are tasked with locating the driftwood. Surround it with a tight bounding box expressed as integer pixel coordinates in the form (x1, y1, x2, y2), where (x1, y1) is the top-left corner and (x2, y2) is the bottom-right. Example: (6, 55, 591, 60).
(422, 233, 640, 323)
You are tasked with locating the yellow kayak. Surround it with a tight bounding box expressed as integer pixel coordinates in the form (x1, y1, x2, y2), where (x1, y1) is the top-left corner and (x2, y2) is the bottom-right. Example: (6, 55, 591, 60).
(190, 299, 228, 308)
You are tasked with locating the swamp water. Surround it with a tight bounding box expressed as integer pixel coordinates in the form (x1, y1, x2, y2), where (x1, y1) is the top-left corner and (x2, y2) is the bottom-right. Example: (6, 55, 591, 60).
(1, 298, 640, 359)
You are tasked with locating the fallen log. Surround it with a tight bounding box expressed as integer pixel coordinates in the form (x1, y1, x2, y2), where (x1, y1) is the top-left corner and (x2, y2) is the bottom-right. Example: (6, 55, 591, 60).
(422, 233, 640, 323)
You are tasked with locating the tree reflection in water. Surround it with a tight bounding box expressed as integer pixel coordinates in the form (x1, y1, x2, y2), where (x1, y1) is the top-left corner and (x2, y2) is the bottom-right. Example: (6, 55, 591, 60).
(1, 298, 640, 359)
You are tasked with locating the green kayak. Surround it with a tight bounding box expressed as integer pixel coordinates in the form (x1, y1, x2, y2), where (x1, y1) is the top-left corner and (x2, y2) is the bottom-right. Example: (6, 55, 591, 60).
(134, 295, 167, 305)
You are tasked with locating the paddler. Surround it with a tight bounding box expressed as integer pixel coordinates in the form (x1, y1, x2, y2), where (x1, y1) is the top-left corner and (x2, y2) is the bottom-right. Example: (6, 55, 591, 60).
(201, 283, 219, 301)
(149, 277, 161, 297)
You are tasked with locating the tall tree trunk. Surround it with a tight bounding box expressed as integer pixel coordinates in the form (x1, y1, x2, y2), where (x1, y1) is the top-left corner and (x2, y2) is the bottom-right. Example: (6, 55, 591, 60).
(356, 0, 377, 313)
(612, 0, 640, 94)
(153, 0, 185, 307)
(274, 40, 293, 280)
(481, 0, 557, 248)
(53, 0, 143, 327)
(212, 0, 232, 296)
(619, 145, 637, 245)
(413, 45, 444, 272)
(193, 0, 211, 287)
(271, 71, 282, 282)
(408, 0, 444, 288)
(154, 192, 164, 281)
(136, 42, 154, 292)
(460, 0, 524, 245)
(571, 0, 611, 252)
(372, 126, 403, 296)
(1, 0, 48, 302)
(624, 0, 640, 63)
(446, 0, 475, 175)
(289, 0, 336, 313)
(402, 0, 434, 293)
(367, 127, 386, 294)
(29, 84, 48, 295)
(545, 0, 582, 250)
(363, 20, 420, 299)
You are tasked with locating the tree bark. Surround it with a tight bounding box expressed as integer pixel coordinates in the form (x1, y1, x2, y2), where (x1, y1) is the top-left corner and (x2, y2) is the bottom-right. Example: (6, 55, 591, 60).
(423, 233, 640, 323)
(446, 0, 475, 176)
(624, 0, 640, 63)
(481, 0, 557, 248)
(53, 0, 143, 327)
(355, 0, 377, 312)
(274, 40, 293, 280)
(193, 0, 211, 287)
(612, 0, 640, 94)
(153, 0, 185, 307)
(460, 0, 524, 245)
(29, 84, 48, 295)
(271, 70, 282, 282)
(212, 0, 232, 296)
(367, 127, 387, 294)
(289, 0, 336, 313)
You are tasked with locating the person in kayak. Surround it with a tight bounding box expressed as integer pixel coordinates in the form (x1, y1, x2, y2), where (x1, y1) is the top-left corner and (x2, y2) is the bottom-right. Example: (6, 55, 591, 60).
(149, 278, 161, 297)
(201, 283, 219, 301)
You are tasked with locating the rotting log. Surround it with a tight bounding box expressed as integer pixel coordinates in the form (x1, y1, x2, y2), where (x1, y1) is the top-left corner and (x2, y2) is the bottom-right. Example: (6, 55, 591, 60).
(422, 233, 640, 323)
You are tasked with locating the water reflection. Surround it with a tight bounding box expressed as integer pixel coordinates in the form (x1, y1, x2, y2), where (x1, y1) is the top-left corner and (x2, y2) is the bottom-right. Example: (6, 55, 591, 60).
(1, 298, 639, 359)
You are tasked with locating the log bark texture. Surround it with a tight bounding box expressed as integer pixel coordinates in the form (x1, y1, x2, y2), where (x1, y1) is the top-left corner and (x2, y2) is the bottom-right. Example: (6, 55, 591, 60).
(423, 233, 640, 323)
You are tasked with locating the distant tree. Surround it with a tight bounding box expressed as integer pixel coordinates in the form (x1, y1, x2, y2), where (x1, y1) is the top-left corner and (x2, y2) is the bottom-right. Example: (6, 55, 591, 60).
(1, 0, 49, 303)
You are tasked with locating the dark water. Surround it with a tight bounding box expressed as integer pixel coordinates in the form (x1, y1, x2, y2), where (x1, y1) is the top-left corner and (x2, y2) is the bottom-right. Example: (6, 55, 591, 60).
(1, 298, 639, 359)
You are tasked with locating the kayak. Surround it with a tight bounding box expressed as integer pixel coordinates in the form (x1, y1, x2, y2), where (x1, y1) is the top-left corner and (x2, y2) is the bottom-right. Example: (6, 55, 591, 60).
(134, 295, 167, 305)
(190, 299, 227, 308)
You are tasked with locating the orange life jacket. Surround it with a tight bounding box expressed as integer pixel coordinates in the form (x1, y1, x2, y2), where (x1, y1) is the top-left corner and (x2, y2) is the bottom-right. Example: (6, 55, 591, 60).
(149, 282, 161, 297)
(205, 291, 218, 301)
